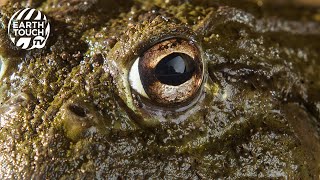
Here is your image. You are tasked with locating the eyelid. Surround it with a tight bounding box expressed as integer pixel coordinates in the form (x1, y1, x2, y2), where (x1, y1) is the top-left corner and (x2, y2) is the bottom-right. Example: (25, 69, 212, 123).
(129, 57, 149, 98)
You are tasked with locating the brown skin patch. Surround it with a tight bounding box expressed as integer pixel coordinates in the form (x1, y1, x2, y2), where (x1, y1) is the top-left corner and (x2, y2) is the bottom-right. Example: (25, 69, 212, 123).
(0, 0, 8, 6)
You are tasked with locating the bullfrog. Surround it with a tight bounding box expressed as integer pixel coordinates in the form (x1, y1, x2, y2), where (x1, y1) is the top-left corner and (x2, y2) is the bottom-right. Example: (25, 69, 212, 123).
(0, 0, 320, 179)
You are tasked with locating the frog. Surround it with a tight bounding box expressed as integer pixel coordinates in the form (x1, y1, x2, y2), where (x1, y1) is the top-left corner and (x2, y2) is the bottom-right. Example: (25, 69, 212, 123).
(0, 0, 319, 179)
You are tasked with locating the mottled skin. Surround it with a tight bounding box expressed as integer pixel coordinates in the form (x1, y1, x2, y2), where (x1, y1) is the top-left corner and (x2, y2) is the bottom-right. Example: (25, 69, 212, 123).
(0, 0, 320, 179)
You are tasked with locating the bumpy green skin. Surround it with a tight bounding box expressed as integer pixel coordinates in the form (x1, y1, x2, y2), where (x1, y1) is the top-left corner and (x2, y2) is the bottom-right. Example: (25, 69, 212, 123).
(0, 0, 320, 178)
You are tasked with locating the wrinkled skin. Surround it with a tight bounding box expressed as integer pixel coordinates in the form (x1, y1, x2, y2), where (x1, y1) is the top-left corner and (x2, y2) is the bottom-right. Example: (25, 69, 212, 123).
(0, 0, 320, 179)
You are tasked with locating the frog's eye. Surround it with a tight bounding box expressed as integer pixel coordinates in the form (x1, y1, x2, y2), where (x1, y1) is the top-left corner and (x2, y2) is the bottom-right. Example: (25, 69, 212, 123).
(129, 38, 204, 106)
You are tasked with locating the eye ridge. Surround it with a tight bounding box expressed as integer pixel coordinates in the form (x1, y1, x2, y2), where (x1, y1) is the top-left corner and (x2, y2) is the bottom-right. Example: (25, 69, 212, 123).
(156, 39, 181, 51)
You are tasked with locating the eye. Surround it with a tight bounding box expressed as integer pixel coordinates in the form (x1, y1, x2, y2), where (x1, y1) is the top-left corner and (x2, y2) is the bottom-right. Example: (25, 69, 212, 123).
(129, 38, 204, 106)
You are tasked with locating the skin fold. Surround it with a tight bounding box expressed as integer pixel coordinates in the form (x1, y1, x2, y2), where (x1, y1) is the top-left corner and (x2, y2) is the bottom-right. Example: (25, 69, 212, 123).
(0, 0, 319, 178)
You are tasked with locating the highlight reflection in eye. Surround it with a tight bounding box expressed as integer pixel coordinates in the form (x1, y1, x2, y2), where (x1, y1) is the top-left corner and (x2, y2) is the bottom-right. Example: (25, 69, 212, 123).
(155, 53, 195, 86)
(129, 38, 204, 106)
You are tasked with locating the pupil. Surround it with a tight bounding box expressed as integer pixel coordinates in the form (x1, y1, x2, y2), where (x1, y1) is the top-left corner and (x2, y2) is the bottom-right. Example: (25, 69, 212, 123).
(155, 53, 195, 86)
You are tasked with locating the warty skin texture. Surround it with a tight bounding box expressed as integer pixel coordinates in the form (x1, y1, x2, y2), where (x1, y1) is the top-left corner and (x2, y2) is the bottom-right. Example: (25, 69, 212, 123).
(0, 0, 319, 178)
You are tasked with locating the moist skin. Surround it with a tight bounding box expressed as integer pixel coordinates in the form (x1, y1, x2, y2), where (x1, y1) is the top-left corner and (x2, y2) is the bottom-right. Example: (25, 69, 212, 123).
(0, 0, 319, 178)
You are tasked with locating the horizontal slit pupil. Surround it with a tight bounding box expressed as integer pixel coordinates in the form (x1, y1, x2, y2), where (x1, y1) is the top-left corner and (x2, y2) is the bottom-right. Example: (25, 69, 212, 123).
(155, 53, 195, 86)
